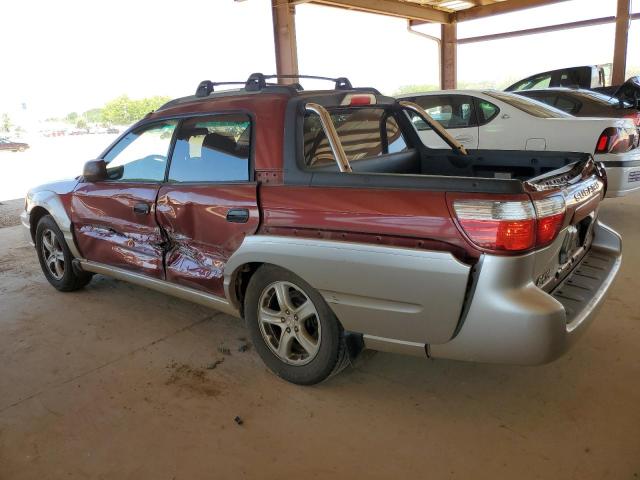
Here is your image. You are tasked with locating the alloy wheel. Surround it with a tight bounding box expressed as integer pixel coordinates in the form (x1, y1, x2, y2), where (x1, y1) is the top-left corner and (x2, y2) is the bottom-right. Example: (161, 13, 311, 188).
(41, 228, 65, 280)
(257, 281, 322, 366)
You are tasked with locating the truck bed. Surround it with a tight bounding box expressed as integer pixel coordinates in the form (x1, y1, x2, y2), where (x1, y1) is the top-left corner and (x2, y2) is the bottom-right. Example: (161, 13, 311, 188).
(302, 148, 592, 194)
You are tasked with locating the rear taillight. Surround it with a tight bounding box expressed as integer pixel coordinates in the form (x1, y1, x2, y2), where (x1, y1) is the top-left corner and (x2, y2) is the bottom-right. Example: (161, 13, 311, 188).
(595, 127, 637, 154)
(533, 196, 565, 247)
(453, 196, 566, 253)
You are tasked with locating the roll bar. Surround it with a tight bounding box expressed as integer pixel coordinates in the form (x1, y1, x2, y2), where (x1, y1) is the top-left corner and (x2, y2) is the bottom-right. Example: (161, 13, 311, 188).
(305, 103, 352, 173)
(399, 100, 468, 155)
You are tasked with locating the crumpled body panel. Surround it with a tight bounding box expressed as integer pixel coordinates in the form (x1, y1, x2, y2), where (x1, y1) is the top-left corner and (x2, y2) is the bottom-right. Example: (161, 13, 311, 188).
(72, 183, 165, 278)
(156, 184, 259, 297)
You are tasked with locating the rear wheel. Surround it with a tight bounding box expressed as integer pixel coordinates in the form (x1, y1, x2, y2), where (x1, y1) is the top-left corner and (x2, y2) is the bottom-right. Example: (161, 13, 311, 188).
(245, 265, 350, 385)
(35, 215, 92, 291)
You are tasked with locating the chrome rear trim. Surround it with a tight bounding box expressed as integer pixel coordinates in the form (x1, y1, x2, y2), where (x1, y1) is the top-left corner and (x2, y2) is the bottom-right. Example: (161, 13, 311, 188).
(78, 260, 240, 318)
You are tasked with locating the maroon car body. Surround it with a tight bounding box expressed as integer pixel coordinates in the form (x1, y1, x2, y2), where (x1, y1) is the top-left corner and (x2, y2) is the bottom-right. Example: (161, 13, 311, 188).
(22, 75, 622, 384)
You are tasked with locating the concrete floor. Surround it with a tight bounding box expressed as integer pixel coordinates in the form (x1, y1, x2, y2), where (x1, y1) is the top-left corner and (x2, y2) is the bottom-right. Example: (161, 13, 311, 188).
(0, 196, 639, 480)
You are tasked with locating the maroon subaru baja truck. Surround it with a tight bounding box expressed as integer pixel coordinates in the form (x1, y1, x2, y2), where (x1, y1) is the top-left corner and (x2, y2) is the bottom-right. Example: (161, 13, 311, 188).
(21, 74, 621, 385)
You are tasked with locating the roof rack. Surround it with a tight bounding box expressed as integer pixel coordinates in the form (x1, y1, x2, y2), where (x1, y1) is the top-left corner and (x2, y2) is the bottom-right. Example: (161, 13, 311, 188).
(195, 80, 247, 98)
(244, 73, 353, 91)
(195, 73, 353, 97)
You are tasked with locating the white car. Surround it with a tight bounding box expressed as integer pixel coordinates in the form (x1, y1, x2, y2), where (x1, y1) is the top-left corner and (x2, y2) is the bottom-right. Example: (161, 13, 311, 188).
(398, 90, 640, 197)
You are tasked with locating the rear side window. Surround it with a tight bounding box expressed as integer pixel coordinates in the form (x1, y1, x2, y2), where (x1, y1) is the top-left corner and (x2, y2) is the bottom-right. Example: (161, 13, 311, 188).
(476, 100, 500, 125)
(303, 108, 407, 169)
(168, 114, 251, 182)
(554, 95, 581, 114)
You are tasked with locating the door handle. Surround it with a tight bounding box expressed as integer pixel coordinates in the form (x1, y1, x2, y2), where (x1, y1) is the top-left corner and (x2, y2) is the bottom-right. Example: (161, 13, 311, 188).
(454, 135, 472, 142)
(226, 208, 250, 223)
(133, 203, 151, 215)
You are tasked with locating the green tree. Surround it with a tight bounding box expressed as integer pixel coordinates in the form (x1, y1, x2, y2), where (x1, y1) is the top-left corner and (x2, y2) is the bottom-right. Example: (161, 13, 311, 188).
(102, 95, 170, 125)
(1, 113, 11, 133)
(76, 118, 88, 129)
(65, 112, 78, 123)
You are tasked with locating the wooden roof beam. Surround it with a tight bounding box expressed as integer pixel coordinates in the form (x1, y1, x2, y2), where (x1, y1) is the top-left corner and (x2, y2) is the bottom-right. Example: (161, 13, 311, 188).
(455, 0, 570, 22)
(308, 0, 452, 24)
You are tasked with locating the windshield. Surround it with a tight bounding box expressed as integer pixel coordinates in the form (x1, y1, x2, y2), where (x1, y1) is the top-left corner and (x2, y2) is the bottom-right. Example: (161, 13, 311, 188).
(485, 91, 571, 118)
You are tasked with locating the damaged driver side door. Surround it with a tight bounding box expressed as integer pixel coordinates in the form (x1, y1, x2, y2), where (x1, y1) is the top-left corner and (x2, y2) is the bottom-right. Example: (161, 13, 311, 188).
(155, 114, 259, 298)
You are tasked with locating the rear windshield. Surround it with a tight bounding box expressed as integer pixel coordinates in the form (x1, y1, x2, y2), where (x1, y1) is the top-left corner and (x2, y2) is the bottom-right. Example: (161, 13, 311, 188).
(303, 107, 407, 169)
(565, 89, 632, 107)
(485, 91, 571, 118)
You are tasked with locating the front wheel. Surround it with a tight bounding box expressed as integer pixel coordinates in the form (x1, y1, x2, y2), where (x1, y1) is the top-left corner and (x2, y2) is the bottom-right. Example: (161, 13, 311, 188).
(35, 215, 92, 291)
(244, 265, 350, 385)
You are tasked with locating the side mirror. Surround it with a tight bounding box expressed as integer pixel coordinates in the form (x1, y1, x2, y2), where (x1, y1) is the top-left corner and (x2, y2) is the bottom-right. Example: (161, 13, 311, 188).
(82, 159, 107, 182)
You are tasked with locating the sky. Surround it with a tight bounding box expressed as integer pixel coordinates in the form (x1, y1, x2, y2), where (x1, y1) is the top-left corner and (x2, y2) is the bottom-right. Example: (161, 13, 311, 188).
(0, 0, 638, 120)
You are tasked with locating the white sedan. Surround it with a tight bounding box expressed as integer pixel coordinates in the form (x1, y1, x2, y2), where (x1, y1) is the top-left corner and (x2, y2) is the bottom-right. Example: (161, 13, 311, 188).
(398, 90, 640, 197)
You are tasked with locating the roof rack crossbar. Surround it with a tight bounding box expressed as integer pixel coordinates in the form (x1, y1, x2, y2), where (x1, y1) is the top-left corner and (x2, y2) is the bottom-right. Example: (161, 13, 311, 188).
(245, 73, 353, 91)
(195, 80, 247, 97)
(195, 73, 354, 97)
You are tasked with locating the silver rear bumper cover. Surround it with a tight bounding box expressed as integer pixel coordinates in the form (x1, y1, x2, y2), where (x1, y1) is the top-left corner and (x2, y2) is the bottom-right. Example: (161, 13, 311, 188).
(430, 221, 621, 365)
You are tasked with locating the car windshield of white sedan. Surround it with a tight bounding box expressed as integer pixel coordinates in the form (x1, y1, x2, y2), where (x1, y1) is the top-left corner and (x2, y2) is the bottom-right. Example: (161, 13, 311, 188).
(485, 92, 571, 119)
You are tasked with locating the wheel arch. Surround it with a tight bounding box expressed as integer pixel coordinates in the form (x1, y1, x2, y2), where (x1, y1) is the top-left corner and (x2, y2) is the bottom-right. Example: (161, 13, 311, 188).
(26, 190, 82, 258)
(225, 261, 265, 317)
(29, 206, 50, 242)
(224, 235, 473, 345)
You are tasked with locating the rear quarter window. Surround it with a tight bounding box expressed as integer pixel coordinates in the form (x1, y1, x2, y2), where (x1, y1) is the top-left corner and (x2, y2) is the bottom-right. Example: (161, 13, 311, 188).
(303, 108, 407, 169)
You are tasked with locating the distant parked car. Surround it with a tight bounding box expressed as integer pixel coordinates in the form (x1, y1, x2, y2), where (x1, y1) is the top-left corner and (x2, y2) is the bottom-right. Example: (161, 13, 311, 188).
(505, 65, 640, 108)
(0, 138, 29, 152)
(107, 127, 120, 134)
(515, 88, 640, 127)
(398, 90, 640, 197)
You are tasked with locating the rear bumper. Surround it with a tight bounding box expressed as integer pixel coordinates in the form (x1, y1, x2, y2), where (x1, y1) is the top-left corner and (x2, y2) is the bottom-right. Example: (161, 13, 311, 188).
(429, 221, 621, 365)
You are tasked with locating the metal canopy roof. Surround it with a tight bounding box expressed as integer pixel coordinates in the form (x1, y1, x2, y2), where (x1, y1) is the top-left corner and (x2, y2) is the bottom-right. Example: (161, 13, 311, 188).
(300, 0, 570, 24)
(275, 0, 634, 88)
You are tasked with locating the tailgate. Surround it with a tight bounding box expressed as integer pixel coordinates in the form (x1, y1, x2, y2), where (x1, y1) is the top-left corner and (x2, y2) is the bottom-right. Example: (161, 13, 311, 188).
(527, 159, 606, 292)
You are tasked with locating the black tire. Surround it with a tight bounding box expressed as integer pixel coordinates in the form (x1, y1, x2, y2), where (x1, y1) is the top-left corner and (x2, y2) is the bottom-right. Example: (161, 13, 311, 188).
(245, 264, 350, 385)
(35, 215, 92, 292)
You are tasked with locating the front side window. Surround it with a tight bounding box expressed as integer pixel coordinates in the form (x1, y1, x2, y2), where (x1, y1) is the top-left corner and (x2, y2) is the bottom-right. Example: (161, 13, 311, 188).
(409, 95, 476, 130)
(103, 121, 177, 182)
(303, 108, 407, 169)
(168, 114, 251, 183)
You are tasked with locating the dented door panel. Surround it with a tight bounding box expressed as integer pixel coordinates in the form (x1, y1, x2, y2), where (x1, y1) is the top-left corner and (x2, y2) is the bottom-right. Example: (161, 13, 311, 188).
(71, 183, 165, 278)
(156, 184, 259, 296)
